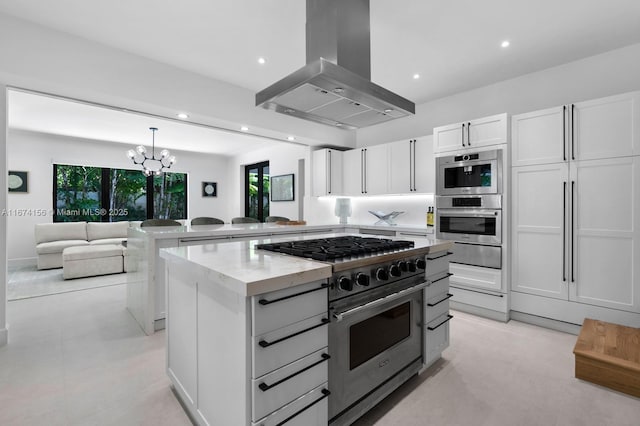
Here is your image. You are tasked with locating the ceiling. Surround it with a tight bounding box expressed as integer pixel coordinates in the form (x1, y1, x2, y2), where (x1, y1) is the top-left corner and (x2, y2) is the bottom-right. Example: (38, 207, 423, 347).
(2, 0, 640, 154)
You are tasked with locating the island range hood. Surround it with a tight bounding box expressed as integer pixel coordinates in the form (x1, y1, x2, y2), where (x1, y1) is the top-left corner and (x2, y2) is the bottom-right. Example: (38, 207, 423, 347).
(255, 0, 415, 130)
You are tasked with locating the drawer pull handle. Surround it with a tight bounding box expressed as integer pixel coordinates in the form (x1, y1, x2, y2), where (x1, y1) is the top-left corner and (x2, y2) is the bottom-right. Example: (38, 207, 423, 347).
(274, 388, 330, 426)
(258, 283, 328, 306)
(427, 293, 453, 307)
(427, 314, 453, 331)
(258, 353, 330, 392)
(427, 251, 453, 260)
(428, 273, 453, 285)
(259, 318, 330, 348)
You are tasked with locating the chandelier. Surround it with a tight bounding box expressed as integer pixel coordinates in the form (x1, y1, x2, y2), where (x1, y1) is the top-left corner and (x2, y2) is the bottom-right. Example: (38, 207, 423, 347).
(126, 127, 176, 176)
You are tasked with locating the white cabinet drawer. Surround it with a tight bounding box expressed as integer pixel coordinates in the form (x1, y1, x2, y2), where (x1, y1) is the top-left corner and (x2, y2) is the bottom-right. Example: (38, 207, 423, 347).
(252, 348, 329, 422)
(252, 280, 328, 337)
(425, 272, 451, 300)
(253, 383, 329, 426)
(425, 251, 453, 278)
(449, 263, 502, 292)
(425, 293, 452, 324)
(253, 313, 329, 378)
(424, 313, 452, 367)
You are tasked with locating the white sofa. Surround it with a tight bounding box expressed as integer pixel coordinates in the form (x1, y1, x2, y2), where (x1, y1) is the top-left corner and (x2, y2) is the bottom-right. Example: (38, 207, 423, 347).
(35, 221, 133, 270)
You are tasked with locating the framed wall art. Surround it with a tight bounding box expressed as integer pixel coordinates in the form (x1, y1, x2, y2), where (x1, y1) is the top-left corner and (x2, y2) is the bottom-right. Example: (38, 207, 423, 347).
(8, 171, 28, 193)
(202, 181, 217, 197)
(270, 174, 294, 202)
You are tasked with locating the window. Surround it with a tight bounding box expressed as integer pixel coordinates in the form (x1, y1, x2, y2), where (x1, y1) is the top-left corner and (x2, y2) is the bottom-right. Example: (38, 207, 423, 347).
(53, 164, 187, 222)
(245, 161, 269, 222)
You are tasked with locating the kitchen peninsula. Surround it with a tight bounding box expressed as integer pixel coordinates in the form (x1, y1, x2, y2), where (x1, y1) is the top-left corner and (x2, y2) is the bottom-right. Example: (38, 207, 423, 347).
(159, 233, 453, 426)
(126, 223, 434, 335)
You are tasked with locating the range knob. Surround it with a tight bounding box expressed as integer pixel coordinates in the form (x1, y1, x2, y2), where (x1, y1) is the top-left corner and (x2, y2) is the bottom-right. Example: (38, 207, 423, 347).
(397, 261, 408, 272)
(407, 261, 417, 272)
(389, 264, 401, 278)
(375, 268, 389, 281)
(355, 272, 370, 287)
(337, 276, 353, 291)
(416, 259, 427, 270)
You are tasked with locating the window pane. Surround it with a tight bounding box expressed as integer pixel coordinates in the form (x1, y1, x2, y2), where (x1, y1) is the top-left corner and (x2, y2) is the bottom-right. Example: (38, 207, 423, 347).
(248, 167, 259, 219)
(262, 166, 269, 219)
(55, 165, 101, 222)
(108, 169, 147, 221)
(153, 172, 187, 219)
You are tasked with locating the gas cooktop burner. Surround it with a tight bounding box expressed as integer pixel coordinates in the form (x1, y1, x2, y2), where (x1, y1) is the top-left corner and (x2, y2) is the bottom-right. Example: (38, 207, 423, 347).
(256, 236, 414, 262)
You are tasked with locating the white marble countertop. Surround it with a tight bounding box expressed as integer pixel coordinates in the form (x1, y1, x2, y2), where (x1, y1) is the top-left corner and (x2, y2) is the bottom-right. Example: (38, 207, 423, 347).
(132, 222, 434, 240)
(159, 232, 452, 297)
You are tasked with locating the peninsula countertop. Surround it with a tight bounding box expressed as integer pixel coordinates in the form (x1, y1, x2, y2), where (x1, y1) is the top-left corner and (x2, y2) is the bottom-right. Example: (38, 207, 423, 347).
(159, 233, 453, 297)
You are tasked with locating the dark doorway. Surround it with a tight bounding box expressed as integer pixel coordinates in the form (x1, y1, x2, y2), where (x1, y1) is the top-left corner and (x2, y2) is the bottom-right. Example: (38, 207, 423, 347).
(245, 161, 269, 222)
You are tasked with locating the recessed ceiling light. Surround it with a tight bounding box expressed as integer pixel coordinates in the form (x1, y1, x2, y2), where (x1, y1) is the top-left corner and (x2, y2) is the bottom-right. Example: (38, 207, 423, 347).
(258, 57, 266, 64)
(177, 113, 189, 119)
(287, 136, 295, 141)
(240, 126, 249, 132)
(413, 74, 420, 80)
(501, 40, 510, 48)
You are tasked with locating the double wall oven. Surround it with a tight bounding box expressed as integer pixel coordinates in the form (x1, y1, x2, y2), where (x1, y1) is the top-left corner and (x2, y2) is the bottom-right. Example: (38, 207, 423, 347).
(436, 149, 503, 269)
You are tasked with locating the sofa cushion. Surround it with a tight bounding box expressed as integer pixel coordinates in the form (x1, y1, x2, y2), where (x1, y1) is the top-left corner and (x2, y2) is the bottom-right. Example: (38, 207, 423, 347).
(87, 221, 129, 241)
(35, 222, 88, 244)
(89, 238, 126, 246)
(36, 240, 90, 254)
(63, 244, 123, 261)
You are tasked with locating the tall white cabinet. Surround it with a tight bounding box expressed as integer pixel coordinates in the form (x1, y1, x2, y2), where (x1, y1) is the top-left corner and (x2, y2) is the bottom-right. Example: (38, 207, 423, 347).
(511, 91, 640, 327)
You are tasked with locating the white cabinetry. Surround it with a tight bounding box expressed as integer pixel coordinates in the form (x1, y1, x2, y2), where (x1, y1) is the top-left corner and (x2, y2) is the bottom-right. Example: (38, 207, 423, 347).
(389, 136, 435, 194)
(342, 145, 389, 196)
(511, 92, 640, 326)
(312, 148, 343, 196)
(434, 113, 508, 154)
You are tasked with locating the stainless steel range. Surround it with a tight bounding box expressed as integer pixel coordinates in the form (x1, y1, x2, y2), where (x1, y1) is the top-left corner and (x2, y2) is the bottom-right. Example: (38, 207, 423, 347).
(256, 235, 434, 426)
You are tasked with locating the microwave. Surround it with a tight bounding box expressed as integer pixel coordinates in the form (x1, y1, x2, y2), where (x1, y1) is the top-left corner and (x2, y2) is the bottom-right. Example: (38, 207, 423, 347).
(436, 149, 502, 195)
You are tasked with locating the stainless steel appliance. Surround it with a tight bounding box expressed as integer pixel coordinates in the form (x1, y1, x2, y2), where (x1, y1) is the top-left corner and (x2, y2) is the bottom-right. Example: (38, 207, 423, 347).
(256, 236, 434, 426)
(436, 194, 502, 269)
(436, 149, 502, 195)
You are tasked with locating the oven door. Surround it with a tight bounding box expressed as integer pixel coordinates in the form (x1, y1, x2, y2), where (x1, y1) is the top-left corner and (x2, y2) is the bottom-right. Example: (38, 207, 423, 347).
(328, 287, 422, 420)
(436, 208, 502, 244)
(436, 150, 502, 195)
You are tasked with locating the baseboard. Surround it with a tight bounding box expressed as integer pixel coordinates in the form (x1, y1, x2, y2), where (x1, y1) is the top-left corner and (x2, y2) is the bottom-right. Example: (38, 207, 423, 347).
(451, 300, 509, 322)
(0, 326, 8, 347)
(510, 311, 582, 335)
(8, 257, 37, 269)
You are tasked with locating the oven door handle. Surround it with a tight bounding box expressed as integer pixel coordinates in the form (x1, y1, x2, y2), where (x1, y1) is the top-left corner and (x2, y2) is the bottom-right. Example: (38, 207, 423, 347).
(332, 281, 430, 322)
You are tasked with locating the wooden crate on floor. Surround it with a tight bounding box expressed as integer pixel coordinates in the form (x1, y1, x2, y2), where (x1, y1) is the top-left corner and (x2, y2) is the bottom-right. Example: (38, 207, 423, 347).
(573, 318, 640, 398)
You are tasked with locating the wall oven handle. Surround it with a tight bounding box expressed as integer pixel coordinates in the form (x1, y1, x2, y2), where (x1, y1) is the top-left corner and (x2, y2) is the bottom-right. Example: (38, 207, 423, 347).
(258, 354, 330, 392)
(427, 251, 454, 260)
(427, 314, 453, 331)
(258, 283, 328, 306)
(332, 281, 431, 322)
(258, 318, 329, 348)
(461, 123, 465, 147)
(273, 389, 330, 426)
(427, 293, 453, 307)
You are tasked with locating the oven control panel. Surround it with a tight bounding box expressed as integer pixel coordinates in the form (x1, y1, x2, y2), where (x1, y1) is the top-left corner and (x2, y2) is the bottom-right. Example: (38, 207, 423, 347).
(329, 257, 427, 299)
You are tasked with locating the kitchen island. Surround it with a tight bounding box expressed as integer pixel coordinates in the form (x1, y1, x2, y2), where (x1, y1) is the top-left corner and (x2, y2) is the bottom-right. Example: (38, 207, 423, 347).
(126, 222, 434, 334)
(159, 233, 452, 426)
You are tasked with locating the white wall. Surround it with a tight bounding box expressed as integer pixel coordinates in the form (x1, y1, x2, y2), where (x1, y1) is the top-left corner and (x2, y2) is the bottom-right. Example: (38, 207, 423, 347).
(229, 143, 310, 221)
(357, 42, 640, 146)
(7, 129, 231, 263)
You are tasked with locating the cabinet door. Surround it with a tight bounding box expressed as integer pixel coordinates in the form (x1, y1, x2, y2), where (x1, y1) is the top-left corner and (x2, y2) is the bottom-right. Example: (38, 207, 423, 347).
(467, 113, 508, 149)
(434, 122, 465, 153)
(363, 144, 389, 195)
(512, 106, 567, 167)
(413, 136, 435, 193)
(572, 91, 640, 161)
(312, 149, 343, 196)
(388, 140, 412, 194)
(570, 157, 640, 312)
(342, 149, 363, 196)
(511, 163, 569, 300)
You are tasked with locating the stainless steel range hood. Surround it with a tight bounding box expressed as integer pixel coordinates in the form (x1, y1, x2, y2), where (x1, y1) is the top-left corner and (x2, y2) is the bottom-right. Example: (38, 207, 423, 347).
(255, 0, 415, 130)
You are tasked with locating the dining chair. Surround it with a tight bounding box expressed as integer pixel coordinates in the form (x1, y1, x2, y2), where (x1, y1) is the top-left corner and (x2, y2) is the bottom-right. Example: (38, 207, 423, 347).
(191, 217, 225, 225)
(264, 216, 290, 223)
(140, 219, 182, 227)
(231, 217, 260, 224)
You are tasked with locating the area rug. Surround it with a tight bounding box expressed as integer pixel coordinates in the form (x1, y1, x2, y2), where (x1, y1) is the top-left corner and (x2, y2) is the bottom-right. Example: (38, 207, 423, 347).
(7, 265, 127, 300)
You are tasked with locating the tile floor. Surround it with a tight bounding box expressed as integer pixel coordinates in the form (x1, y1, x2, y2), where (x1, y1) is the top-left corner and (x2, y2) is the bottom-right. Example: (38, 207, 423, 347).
(1, 282, 639, 426)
